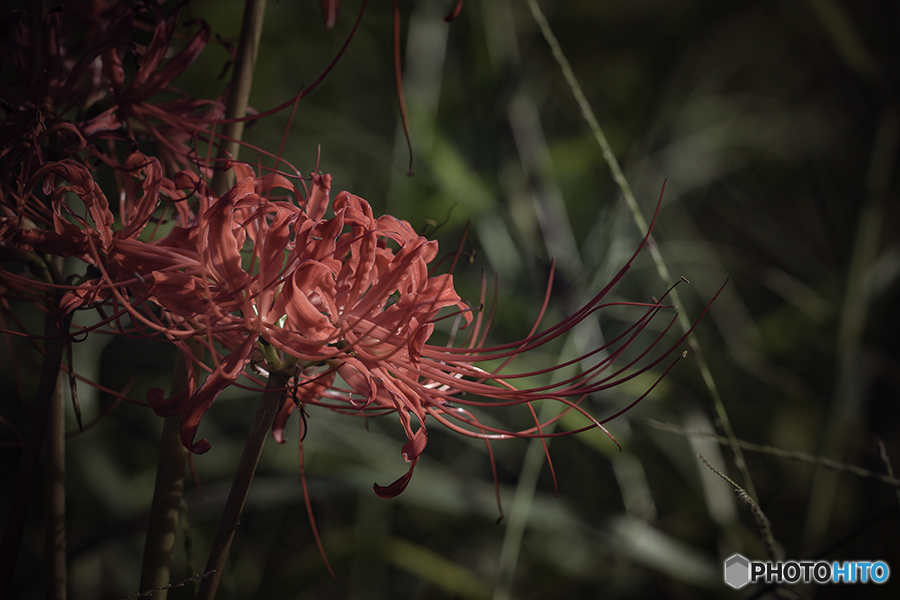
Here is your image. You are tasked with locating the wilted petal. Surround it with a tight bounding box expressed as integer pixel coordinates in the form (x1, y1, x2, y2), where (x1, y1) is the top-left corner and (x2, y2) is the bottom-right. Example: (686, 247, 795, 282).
(79, 106, 120, 137)
(14, 227, 89, 258)
(147, 381, 194, 418)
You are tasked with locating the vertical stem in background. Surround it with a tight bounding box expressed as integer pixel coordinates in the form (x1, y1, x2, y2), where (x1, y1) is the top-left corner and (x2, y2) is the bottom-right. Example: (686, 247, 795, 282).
(45, 371, 67, 600)
(492, 404, 558, 600)
(523, 0, 758, 502)
(140, 346, 201, 600)
(800, 108, 898, 554)
(139, 418, 190, 600)
(0, 305, 67, 599)
(196, 374, 287, 600)
(211, 0, 268, 196)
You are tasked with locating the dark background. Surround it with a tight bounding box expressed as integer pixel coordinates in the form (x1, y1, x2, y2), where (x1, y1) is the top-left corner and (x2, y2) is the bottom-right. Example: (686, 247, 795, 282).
(3, 0, 899, 598)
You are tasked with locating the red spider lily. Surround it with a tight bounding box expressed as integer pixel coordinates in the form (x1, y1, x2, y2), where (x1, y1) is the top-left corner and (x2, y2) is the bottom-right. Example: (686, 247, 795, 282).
(0, 0, 225, 199)
(79, 2, 227, 175)
(133, 163, 718, 498)
(261, 178, 718, 499)
(270, 219, 709, 497)
(3, 147, 714, 500)
(0, 5, 721, 594)
(142, 165, 474, 472)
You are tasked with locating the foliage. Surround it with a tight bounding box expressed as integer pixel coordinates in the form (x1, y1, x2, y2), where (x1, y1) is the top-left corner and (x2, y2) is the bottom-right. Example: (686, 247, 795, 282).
(2, 1, 898, 599)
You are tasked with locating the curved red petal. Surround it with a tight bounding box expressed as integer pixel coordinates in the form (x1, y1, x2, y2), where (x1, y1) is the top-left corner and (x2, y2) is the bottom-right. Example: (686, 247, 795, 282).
(373, 457, 418, 499)
(180, 336, 256, 454)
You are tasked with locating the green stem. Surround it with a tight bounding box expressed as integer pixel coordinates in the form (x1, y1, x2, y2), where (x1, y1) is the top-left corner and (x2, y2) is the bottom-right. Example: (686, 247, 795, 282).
(800, 107, 897, 554)
(196, 374, 287, 600)
(493, 404, 557, 600)
(646, 419, 900, 487)
(211, 0, 268, 196)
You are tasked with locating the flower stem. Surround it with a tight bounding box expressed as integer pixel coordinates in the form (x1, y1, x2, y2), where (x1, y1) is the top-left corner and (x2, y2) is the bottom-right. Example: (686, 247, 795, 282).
(0, 306, 67, 598)
(45, 369, 67, 600)
(211, 0, 268, 196)
(139, 417, 189, 599)
(196, 374, 287, 600)
(139, 345, 201, 600)
(494, 403, 559, 600)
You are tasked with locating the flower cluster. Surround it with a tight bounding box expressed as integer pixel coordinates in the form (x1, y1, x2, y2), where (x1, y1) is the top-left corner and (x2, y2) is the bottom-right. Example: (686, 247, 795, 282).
(3, 138, 702, 496)
(0, 0, 710, 500)
(0, 4, 724, 598)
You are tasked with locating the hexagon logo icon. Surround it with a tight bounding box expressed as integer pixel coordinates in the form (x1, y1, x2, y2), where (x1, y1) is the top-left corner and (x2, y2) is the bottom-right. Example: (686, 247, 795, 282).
(724, 554, 751, 589)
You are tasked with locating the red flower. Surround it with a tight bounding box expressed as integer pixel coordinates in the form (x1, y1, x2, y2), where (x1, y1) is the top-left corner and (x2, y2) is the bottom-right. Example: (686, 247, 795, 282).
(4, 151, 713, 500)
(142, 166, 472, 471)
(133, 166, 714, 498)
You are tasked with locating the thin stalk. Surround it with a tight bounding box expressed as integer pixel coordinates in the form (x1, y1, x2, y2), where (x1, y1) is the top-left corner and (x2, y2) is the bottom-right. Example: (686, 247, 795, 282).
(698, 454, 780, 562)
(646, 419, 900, 487)
(196, 374, 287, 600)
(524, 0, 757, 501)
(45, 369, 67, 600)
(492, 402, 558, 600)
(139, 345, 202, 600)
(800, 107, 897, 554)
(211, 0, 268, 196)
(0, 307, 67, 598)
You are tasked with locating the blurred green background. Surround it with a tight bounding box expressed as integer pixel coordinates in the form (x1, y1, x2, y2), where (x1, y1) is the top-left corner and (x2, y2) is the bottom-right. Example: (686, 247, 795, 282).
(3, 0, 900, 598)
